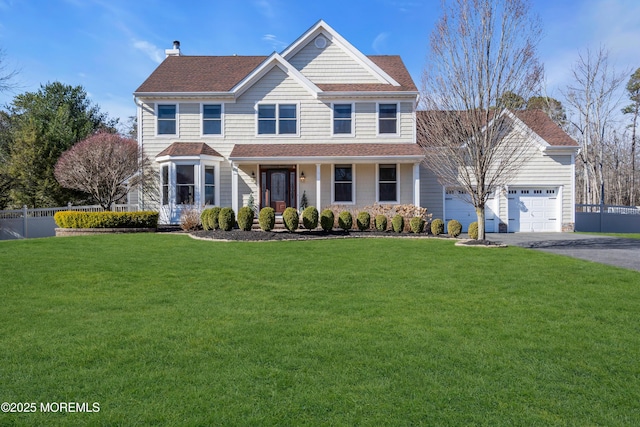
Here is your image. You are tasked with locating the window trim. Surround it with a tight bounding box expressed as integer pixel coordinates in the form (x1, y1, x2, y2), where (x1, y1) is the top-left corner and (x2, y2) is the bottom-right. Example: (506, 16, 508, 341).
(376, 163, 400, 203)
(377, 102, 399, 136)
(200, 103, 224, 137)
(157, 160, 221, 209)
(156, 103, 179, 137)
(255, 102, 300, 137)
(161, 164, 169, 206)
(331, 102, 355, 137)
(175, 164, 196, 205)
(331, 163, 355, 205)
(203, 164, 216, 206)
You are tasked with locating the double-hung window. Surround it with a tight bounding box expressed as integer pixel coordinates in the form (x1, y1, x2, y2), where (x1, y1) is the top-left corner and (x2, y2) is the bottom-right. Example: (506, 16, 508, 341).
(378, 103, 398, 134)
(378, 164, 397, 202)
(203, 104, 222, 135)
(334, 165, 353, 203)
(176, 165, 195, 205)
(158, 104, 177, 135)
(204, 166, 215, 205)
(161, 165, 169, 205)
(333, 104, 353, 135)
(258, 104, 297, 135)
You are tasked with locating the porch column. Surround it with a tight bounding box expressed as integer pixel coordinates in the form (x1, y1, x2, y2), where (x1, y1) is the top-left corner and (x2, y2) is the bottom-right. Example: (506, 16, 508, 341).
(231, 162, 239, 213)
(316, 163, 321, 209)
(413, 163, 421, 207)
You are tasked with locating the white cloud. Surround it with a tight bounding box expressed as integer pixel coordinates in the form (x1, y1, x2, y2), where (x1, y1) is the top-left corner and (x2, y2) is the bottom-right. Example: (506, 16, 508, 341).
(133, 40, 164, 64)
(262, 34, 287, 51)
(372, 32, 389, 54)
(255, 0, 275, 19)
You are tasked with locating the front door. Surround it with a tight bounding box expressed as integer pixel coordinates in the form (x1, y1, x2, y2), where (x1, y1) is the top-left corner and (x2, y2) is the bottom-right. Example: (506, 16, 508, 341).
(261, 167, 296, 214)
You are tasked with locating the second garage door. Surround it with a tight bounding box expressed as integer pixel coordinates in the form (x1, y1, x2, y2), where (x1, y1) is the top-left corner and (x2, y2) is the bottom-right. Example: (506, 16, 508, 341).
(508, 188, 559, 232)
(444, 190, 497, 232)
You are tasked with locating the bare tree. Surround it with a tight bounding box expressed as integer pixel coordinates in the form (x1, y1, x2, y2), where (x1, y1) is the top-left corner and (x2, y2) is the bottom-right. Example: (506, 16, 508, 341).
(563, 47, 626, 205)
(419, 0, 543, 240)
(0, 48, 18, 93)
(54, 132, 152, 210)
(622, 68, 640, 205)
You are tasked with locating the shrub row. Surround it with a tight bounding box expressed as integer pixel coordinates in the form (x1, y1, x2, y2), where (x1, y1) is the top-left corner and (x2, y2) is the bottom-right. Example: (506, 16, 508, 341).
(54, 211, 159, 229)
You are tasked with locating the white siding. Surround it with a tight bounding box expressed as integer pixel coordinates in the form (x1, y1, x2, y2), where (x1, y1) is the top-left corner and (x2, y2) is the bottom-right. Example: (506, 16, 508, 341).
(420, 125, 575, 231)
(289, 38, 381, 84)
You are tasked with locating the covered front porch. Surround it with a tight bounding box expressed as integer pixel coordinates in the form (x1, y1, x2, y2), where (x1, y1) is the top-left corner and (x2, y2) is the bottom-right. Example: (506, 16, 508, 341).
(229, 143, 425, 214)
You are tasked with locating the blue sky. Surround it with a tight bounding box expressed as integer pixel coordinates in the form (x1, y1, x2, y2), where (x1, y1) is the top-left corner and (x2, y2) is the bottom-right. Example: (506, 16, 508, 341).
(0, 0, 638, 128)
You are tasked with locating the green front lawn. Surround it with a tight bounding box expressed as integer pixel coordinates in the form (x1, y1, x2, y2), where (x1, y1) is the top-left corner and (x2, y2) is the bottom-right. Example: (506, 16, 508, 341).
(1, 234, 639, 426)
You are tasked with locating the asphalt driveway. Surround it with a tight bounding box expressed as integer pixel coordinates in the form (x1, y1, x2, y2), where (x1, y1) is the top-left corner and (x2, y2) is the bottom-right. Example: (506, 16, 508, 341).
(488, 233, 640, 272)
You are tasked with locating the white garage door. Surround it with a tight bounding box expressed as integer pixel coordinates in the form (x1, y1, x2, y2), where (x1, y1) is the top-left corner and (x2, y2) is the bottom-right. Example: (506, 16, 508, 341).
(444, 190, 497, 232)
(508, 188, 558, 232)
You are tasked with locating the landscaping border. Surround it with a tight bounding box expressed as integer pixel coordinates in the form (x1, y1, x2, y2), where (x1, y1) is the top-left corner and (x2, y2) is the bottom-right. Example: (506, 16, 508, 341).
(55, 228, 156, 237)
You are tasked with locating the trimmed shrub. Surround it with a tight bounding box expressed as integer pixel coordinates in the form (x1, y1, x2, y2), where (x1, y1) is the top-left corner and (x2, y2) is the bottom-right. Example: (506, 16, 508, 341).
(356, 211, 370, 231)
(54, 211, 159, 229)
(283, 207, 299, 232)
(409, 217, 425, 233)
(218, 207, 235, 231)
(237, 206, 255, 231)
(448, 219, 462, 237)
(259, 207, 275, 231)
(468, 221, 479, 240)
(431, 218, 444, 235)
(200, 207, 220, 230)
(375, 214, 387, 231)
(302, 206, 319, 230)
(338, 211, 353, 231)
(320, 209, 334, 232)
(391, 214, 404, 233)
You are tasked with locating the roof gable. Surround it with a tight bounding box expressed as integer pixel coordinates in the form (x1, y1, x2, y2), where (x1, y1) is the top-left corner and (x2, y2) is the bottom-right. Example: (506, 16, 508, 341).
(231, 53, 321, 99)
(281, 20, 400, 87)
(133, 20, 417, 97)
(417, 109, 578, 148)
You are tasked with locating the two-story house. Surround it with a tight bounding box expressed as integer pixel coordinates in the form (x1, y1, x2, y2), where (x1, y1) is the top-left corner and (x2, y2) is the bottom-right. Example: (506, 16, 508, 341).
(134, 19, 578, 232)
(134, 20, 422, 225)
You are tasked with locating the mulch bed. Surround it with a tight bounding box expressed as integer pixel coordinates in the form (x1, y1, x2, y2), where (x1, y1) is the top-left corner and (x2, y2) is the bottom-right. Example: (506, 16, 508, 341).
(190, 229, 446, 242)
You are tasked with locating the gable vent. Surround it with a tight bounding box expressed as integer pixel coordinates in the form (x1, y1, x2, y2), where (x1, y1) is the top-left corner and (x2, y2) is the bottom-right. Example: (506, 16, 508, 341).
(314, 36, 327, 49)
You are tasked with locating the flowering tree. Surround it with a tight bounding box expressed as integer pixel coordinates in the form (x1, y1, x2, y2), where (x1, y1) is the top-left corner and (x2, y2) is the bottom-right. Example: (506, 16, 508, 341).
(54, 132, 149, 210)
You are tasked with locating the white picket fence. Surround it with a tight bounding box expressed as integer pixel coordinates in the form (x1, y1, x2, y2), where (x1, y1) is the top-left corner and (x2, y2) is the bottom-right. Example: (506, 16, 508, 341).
(0, 204, 137, 240)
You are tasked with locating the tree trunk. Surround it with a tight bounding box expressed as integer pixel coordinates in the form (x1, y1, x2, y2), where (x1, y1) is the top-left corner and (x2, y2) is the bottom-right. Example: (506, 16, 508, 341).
(631, 105, 638, 206)
(476, 205, 485, 241)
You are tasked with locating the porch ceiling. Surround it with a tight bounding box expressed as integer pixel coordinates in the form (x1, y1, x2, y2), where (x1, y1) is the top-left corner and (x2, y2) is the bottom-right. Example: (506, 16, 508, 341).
(229, 143, 425, 163)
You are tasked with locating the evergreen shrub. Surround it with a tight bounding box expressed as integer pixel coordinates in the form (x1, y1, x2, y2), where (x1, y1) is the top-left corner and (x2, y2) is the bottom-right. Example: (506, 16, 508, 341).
(469, 221, 479, 240)
(237, 206, 255, 231)
(259, 207, 275, 231)
(283, 207, 299, 232)
(375, 214, 387, 231)
(391, 214, 404, 233)
(448, 219, 462, 237)
(302, 206, 319, 230)
(218, 207, 235, 231)
(338, 211, 352, 231)
(356, 211, 370, 231)
(410, 217, 425, 233)
(320, 209, 334, 232)
(431, 218, 444, 235)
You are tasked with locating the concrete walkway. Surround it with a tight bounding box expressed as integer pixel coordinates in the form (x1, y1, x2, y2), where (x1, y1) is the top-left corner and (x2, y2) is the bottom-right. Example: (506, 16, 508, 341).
(486, 233, 640, 272)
